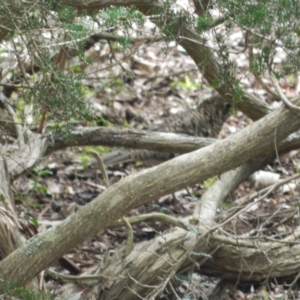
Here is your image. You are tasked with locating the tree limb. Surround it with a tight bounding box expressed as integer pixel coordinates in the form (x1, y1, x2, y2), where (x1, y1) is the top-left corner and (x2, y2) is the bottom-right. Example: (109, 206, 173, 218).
(50, 127, 217, 154)
(0, 97, 300, 288)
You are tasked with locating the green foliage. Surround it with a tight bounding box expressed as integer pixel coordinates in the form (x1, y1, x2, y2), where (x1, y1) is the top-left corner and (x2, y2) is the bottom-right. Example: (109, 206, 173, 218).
(0, 1, 101, 139)
(29, 169, 51, 195)
(98, 7, 145, 50)
(0, 194, 5, 202)
(135, 161, 143, 167)
(88, 146, 110, 154)
(116, 36, 133, 51)
(57, 6, 76, 23)
(29, 217, 39, 228)
(82, 146, 109, 155)
(158, 1, 191, 40)
(170, 75, 200, 91)
(162, 11, 188, 41)
(260, 287, 270, 300)
(42, 0, 63, 11)
(218, 0, 300, 76)
(56, 20, 93, 62)
(3, 281, 54, 300)
(32, 169, 53, 177)
(103, 7, 144, 26)
(30, 182, 48, 195)
(203, 176, 217, 190)
(24, 69, 94, 137)
(196, 14, 214, 33)
(16, 195, 43, 212)
(81, 146, 110, 168)
(81, 151, 90, 169)
(220, 202, 233, 209)
(95, 116, 111, 126)
(231, 81, 244, 102)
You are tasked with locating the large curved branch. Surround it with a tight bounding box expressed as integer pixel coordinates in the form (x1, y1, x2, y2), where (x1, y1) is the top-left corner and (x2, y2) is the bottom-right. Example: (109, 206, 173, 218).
(4, 122, 300, 180)
(178, 26, 272, 120)
(58, 156, 275, 299)
(195, 156, 274, 231)
(0, 98, 300, 288)
(50, 127, 216, 154)
(49, 126, 300, 158)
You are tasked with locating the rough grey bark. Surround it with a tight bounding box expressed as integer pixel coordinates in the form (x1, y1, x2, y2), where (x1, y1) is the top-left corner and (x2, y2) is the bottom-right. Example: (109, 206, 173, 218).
(0, 1, 300, 298)
(58, 156, 275, 300)
(0, 98, 300, 290)
(0, 158, 40, 290)
(50, 127, 217, 154)
(0, 159, 22, 259)
(178, 25, 272, 120)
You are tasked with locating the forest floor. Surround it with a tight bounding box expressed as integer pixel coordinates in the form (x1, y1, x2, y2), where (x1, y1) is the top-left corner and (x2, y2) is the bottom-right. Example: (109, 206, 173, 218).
(11, 13, 300, 299)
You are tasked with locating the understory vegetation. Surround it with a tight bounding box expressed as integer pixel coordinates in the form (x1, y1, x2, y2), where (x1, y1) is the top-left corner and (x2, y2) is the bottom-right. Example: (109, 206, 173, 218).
(1, 0, 300, 299)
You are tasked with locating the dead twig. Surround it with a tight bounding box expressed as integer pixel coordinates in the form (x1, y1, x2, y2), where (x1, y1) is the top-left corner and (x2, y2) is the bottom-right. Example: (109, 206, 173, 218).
(87, 150, 110, 188)
(121, 216, 134, 255)
(46, 269, 116, 283)
(270, 74, 300, 112)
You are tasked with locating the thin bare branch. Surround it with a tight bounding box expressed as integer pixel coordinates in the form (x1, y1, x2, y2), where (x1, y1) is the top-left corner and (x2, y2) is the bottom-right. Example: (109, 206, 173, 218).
(270, 74, 300, 111)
